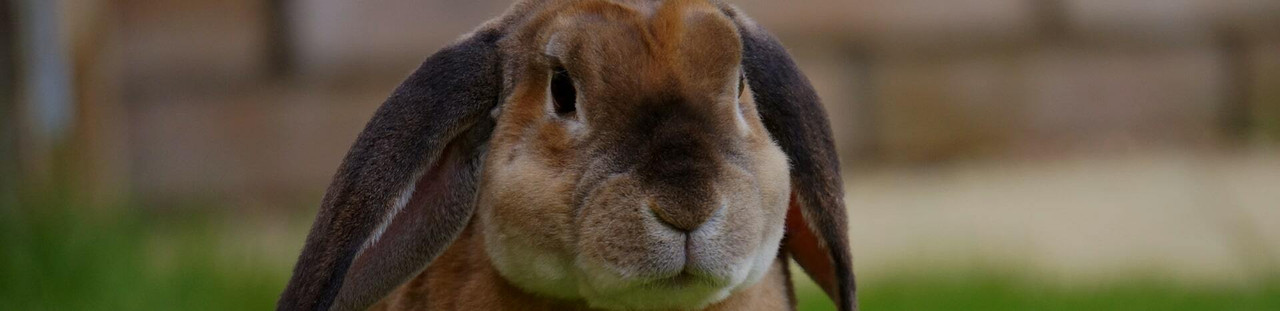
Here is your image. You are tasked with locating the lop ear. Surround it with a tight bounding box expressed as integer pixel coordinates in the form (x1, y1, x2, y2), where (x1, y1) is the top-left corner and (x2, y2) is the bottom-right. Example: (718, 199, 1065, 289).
(723, 7, 858, 311)
(277, 30, 503, 311)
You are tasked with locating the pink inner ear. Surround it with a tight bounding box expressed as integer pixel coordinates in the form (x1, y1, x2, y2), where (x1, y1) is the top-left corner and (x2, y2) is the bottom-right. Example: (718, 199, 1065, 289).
(784, 191, 839, 302)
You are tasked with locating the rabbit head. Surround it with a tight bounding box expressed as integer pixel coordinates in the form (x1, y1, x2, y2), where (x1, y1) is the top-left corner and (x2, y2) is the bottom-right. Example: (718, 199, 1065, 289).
(278, 1, 854, 311)
(477, 1, 789, 309)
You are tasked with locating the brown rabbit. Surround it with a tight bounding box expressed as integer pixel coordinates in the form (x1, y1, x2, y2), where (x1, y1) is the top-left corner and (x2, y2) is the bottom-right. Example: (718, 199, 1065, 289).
(277, 1, 854, 310)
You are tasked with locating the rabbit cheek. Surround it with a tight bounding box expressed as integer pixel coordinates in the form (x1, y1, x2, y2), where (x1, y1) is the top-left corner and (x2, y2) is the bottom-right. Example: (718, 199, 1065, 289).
(689, 169, 784, 294)
(479, 151, 582, 299)
(739, 143, 793, 289)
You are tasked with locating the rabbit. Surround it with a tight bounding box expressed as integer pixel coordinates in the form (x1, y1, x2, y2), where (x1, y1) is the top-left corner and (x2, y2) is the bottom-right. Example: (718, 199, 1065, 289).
(276, 0, 855, 310)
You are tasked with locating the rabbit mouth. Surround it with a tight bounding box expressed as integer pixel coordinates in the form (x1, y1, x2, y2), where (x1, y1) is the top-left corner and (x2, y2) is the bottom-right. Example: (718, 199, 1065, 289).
(612, 241, 741, 290)
(636, 262, 744, 290)
(573, 252, 749, 310)
(567, 210, 779, 310)
(575, 233, 748, 291)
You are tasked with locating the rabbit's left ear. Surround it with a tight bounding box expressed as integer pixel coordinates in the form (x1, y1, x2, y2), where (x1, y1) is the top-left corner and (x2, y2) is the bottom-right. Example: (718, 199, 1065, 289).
(277, 30, 503, 311)
(723, 7, 858, 311)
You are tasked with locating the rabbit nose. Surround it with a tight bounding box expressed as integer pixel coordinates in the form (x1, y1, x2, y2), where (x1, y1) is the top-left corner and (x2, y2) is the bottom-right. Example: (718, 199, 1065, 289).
(649, 195, 724, 232)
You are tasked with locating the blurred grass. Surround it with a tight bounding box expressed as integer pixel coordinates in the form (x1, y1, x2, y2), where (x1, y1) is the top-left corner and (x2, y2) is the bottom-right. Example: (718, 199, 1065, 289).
(0, 194, 288, 310)
(2, 195, 1278, 310)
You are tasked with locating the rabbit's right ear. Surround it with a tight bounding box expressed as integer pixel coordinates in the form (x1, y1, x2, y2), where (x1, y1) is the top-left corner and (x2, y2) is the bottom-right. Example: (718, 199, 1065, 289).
(277, 30, 503, 311)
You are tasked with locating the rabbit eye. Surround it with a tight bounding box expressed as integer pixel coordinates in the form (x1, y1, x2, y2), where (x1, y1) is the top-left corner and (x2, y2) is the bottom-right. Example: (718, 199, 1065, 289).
(737, 71, 746, 98)
(550, 66, 577, 115)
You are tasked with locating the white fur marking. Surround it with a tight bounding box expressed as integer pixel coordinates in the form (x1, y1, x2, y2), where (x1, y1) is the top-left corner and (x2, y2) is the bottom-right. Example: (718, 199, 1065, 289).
(353, 169, 424, 259)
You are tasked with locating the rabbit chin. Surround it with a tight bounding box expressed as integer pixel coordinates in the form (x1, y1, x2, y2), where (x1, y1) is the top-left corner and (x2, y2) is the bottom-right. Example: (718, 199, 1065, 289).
(485, 211, 786, 310)
(571, 245, 776, 311)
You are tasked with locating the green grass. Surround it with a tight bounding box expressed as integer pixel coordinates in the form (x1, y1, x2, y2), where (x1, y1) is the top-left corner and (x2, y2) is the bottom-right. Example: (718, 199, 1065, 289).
(0, 196, 288, 310)
(3, 196, 1278, 310)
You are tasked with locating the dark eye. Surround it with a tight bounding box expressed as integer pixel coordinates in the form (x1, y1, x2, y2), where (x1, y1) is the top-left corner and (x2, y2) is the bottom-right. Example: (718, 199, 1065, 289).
(737, 71, 746, 98)
(551, 66, 577, 115)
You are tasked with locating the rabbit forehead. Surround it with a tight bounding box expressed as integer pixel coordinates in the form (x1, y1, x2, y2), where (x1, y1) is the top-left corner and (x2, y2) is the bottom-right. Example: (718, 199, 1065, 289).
(529, 0, 743, 97)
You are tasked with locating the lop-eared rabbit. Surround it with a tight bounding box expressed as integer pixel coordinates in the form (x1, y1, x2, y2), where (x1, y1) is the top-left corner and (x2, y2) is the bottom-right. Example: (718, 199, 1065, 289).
(278, 0, 854, 310)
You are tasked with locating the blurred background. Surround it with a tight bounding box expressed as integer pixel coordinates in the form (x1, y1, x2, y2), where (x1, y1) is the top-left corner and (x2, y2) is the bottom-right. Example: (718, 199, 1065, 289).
(2, 0, 1279, 310)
